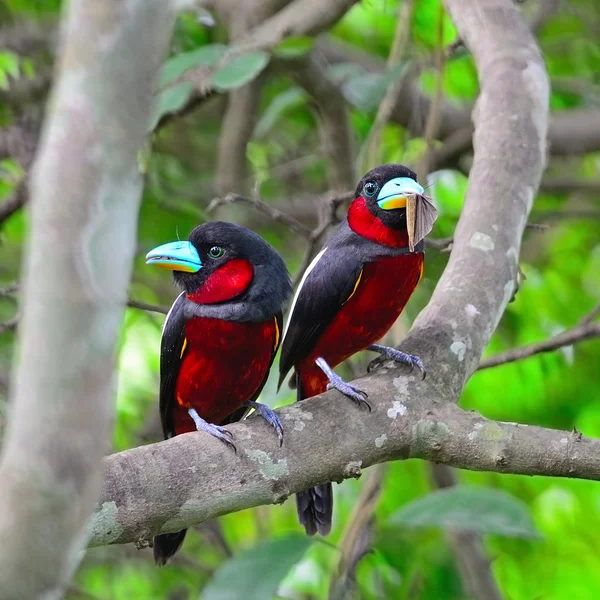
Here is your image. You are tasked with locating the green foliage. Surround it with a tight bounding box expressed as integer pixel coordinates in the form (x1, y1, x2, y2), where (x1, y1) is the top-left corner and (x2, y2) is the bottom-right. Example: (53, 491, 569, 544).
(149, 81, 195, 131)
(0, 51, 20, 90)
(273, 36, 316, 59)
(159, 44, 228, 88)
(388, 485, 540, 538)
(210, 51, 270, 91)
(152, 46, 269, 126)
(201, 535, 313, 600)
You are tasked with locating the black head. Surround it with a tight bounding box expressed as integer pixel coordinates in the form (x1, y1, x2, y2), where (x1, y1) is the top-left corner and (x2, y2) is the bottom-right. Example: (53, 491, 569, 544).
(354, 164, 420, 229)
(353, 163, 437, 250)
(146, 221, 291, 307)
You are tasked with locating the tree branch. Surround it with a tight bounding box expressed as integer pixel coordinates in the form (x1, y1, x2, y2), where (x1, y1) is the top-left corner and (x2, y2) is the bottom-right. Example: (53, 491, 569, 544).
(0, 2, 176, 597)
(207, 192, 312, 237)
(357, 0, 415, 172)
(0, 182, 28, 227)
(126, 300, 169, 316)
(478, 309, 600, 370)
(318, 38, 600, 160)
(288, 51, 356, 190)
(89, 375, 600, 548)
(215, 79, 264, 195)
(236, 0, 360, 52)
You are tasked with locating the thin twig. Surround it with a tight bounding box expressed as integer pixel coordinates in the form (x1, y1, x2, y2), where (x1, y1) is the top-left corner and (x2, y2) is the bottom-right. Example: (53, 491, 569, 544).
(0, 182, 28, 227)
(126, 299, 169, 315)
(0, 284, 19, 297)
(478, 305, 600, 370)
(291, 192, 349, 288)
(207, 192, 312, 238)
(426, 222, 548, 253)
(0, 314, 19, 335)
(1, 291, 169, 331)
(329, 464, 386, 600)
(580, 304, 600, 326)
(357, 0, 415, 172)
(416, 5, 446, 182)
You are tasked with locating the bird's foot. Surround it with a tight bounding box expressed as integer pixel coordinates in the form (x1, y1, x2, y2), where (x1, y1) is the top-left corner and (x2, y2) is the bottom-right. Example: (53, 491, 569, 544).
(188, 408, 236, 453)
(245, 400, 284, 446)
(315, 357, 371, 411)
(367, 344, 426, 380)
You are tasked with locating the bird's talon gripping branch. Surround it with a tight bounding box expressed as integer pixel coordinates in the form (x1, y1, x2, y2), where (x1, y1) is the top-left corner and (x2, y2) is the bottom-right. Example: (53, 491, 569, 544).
(188, 408, 237, 452)
(316, 357, 371, 411)
(245, 400, 284, 446)
(367, 344, 426, 380)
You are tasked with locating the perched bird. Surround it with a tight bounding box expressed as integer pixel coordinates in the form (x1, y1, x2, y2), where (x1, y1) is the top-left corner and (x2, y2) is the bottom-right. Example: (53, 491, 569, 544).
(278, 164, 438, 536)
(146, 221, 291, 565)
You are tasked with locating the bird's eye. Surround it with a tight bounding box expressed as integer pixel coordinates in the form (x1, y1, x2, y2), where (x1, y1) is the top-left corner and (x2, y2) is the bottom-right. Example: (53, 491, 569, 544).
(208, 246, 225, 259)
(364, 181, 377, 197)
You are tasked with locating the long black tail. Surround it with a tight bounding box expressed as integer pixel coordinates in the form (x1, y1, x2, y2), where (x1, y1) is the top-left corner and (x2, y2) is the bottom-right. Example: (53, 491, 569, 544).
(153, 529, 187, 566)
(296, 483, 333, 536)
(295, 372, 333, 536)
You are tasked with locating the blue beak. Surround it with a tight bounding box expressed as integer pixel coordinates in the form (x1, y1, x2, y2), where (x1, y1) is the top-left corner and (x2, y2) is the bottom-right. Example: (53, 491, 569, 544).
(377, 177, 424, 210)
(145, 241, 202, 273)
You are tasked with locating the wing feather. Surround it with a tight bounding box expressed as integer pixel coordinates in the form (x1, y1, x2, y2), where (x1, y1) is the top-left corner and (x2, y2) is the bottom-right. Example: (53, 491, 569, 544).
(278, 247, 363, 388)
(159, 292, 187, 439)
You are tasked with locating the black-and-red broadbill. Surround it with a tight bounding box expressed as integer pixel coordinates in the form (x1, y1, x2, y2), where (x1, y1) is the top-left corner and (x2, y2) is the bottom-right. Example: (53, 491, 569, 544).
(146, 221, 291, 565)
(278, 164, 438, 536)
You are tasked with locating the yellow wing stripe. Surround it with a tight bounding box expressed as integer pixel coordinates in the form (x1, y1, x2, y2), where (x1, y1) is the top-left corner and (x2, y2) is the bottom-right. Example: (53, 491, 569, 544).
(180, 337, 187, 359)
(416, 261, 424, 287)
(273, 316, 280, 352)
(344, 269, 363, 305)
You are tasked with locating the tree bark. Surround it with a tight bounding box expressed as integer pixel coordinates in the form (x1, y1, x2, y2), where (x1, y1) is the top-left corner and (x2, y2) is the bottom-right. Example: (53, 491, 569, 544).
(89, 381, 598, 547)
(0, 2, 175, 598)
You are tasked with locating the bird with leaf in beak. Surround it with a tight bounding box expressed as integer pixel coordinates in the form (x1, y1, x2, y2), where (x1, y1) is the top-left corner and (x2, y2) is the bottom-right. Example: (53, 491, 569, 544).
(278, 163, 438, 537)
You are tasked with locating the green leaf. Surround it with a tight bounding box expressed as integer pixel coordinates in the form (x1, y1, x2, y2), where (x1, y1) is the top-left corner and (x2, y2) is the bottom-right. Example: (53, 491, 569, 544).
(210, 51, 270, 91)
(0, 51, 20, 80)
(253, 87, 307, 139)
(159, 44, 227, 88)
(148, 81, 194, 131)
(341, 60, 412, 112)
(388, 486, 540, 538)
(273, 36, 316, 59)
(200, 535, 313, 600)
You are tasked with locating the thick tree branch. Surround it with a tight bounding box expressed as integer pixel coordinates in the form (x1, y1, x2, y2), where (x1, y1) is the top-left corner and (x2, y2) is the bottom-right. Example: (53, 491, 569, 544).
(318, 38, 600, 160)
(89, 377, 600, 547)
(0, 2, 175, 597)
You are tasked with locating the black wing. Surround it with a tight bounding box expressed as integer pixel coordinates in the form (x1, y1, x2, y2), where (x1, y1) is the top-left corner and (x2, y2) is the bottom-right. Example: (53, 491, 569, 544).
(278, 246, 363, 388)
(159, 292, 187, 439)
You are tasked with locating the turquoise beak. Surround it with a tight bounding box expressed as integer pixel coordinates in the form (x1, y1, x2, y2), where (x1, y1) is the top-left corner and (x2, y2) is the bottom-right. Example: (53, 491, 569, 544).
(377, 177, 424, 210)
(145, 241, 202, 273)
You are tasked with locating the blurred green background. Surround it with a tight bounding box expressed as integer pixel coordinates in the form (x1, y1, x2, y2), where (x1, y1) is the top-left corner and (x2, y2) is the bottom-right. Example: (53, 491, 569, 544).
(1, 0, 599, 598)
